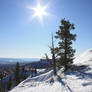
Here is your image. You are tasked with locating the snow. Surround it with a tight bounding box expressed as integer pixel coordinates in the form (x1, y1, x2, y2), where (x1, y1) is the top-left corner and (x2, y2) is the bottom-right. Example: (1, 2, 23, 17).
(74, 49, 92, 65)
(10, 49, 92, 92)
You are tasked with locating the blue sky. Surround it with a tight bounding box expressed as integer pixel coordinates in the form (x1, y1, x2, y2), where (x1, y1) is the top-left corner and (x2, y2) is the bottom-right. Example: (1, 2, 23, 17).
(0, 0, 92, 58)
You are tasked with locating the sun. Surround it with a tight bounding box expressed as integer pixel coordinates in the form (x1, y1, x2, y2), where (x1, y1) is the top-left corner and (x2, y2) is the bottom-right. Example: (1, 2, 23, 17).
(28, 3, 48, 22)
(32, 3, 47, 20)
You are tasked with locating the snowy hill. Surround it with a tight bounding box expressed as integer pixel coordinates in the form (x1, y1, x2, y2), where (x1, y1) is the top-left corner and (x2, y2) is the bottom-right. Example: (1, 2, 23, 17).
(10, 49, 92, 92)
(74, 49, 92, 65)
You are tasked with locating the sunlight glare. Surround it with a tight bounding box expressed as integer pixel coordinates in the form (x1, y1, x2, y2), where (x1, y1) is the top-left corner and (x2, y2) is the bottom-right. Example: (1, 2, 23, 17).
(28, 3, 48, 22)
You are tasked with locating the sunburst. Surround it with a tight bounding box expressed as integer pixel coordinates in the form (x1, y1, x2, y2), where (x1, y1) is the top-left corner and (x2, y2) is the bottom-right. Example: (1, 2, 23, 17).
(28, 3, 48, 22)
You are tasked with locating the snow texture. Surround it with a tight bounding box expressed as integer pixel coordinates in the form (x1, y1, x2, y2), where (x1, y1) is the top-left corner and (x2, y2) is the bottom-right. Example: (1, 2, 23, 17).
(10, 49, 92, 92)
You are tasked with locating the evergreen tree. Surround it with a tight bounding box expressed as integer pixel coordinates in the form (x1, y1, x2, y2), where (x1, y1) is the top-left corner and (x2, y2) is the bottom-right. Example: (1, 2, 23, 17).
(21, 66, 25, 80)
(21, 66, 28, 80)
(0, 73, 4, 92)
(22, 66, 25, 73)
(23, 73, 28, 80)
(0, 73, 3, 80)
(44, 53, 50, 68)
(0, 80, 3, 92)
(45, 53, 49, 61)
(14, 62, 20, 85)
(7, 77, 12, 91)
(55, 19, 76, 71)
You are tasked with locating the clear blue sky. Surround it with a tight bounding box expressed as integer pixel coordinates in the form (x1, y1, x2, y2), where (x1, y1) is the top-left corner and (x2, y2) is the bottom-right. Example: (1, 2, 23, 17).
(0, 0, 92, 58)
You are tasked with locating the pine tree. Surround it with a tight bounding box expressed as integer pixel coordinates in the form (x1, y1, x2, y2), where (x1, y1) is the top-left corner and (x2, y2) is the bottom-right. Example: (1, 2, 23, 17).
(44, 53, 50, 68)
(45, 53, 49, 62)
(0, 73, 3, 80)
(7, 77, 12, 91)
(14, 62, 20, 86)
(0, 73, 4, 92)
(23, 73, 28, 80)
(21, 66, 28, 80)
(21, 66, 25, 80)
(55, 19, 76, 71)
(34, 68, 37, 76)
(0, 81, 3, 92)
(22, 66, 25, 73)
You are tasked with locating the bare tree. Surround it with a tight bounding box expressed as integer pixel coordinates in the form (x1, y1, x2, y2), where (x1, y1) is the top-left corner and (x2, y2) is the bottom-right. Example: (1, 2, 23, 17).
(50, 33, 57, 76)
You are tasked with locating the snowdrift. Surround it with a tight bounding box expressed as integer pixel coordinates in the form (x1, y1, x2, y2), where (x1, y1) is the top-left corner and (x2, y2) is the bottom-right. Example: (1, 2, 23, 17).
(74, 49, 92, 65)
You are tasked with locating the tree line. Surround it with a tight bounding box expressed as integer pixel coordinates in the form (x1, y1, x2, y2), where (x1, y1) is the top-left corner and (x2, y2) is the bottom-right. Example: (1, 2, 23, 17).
(0, 62, 31, 92)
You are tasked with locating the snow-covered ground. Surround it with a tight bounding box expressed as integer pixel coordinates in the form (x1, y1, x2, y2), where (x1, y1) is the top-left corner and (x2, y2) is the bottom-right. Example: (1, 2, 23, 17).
(10, 49, 92, 92)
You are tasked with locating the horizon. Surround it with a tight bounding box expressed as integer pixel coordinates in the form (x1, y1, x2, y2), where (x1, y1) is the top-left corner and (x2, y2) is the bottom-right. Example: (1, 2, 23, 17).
(0, 48, 92, 59)
(0, 57, 40, 59)
(0, 57, 40, 63)
(0, 0, 92, 58)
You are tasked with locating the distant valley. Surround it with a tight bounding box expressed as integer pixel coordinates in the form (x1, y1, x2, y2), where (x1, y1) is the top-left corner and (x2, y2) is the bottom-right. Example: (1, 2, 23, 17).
(0, 58, 40, 64)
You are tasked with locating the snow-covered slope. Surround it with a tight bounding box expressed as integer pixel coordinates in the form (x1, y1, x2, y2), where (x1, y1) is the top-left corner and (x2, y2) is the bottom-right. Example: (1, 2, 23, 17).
(10, 49, 92, 92)
(74, 49, 92, 65)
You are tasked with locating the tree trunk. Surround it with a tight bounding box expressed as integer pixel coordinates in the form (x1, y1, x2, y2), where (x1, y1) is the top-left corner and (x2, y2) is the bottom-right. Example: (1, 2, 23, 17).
(64, 32, 67, 71)
(52, 33, 57, 76)
(52, 53, 57, 75)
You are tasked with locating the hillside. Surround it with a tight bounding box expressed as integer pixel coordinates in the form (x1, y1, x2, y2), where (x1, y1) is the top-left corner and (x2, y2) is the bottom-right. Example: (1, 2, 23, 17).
(10, 49, 92, 92)
(74, 49, 92, 65)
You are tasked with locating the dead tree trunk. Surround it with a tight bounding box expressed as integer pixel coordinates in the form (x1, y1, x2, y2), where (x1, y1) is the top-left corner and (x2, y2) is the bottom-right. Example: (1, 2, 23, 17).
(52, 33, 57, 76)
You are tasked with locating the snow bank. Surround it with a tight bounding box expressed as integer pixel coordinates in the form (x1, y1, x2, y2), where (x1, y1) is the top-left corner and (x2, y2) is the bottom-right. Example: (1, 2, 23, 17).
(74, 49, 92, 65)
